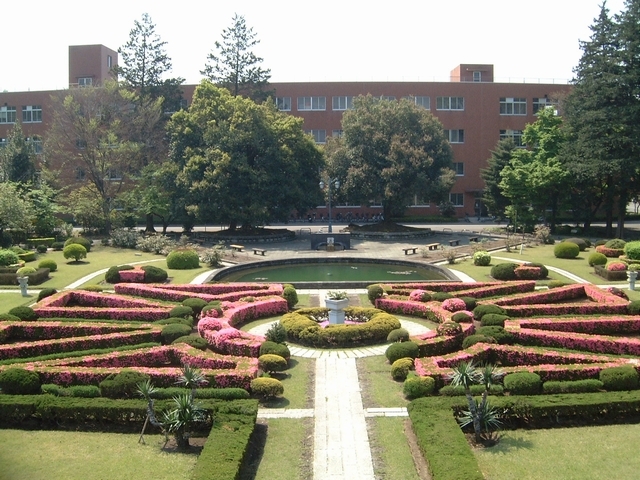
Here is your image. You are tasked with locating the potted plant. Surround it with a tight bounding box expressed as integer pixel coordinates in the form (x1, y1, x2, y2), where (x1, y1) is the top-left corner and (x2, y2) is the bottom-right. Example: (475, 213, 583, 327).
(325, 291, 349, 324)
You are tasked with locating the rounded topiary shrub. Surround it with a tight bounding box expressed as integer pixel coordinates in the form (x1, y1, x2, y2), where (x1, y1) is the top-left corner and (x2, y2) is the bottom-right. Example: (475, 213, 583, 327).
(161, 323, 193, 344)
(554, 241, 580, 259)
(543, 379, 604, 394)
(201, 304, 223, 318)
(182, 298, 208, 316)
(391, 358, 414, 381)
(367, 284, 385, 304)
(490, 262, 518, 280)
(251, 377, 284, 399)
(436, 321, 462, 336)
(476, 326, 513, 344)
(99, 370, 150, 399)
(451, 311, 474, 323)
(258, 354, 288, 374)
(51, 242, 64, 251)
(166, 249, 200, 269)
(403, 374, 435, 399)
(38, 259, 58, 272)
(0, 249, 20, 267)
(63, 243, 87, 262)
(480, 314, 509, 328)
(599, 366, 639, 391)
(459, 296, 477, 310)
(473, 251, 491, 266)
(169, 305, 194, 320)
(8, 306, 38, 321)
(154, 317, 193, 327)
(624, 241, 640, 261)
(282, 285, 299, 309)
(37, 288, 58, 301)
(16, 266, 36, 276)
(605, 238, 626, 249)
(64, 236, 92, 252)
(462, 334, 497, 349)
(503, 372, 542, 395)
(104, 265, 134, 283)
(431, 292, 453, 302)
(588, 252, 608, 267)
(564, 237, 588, 251)
(628, 301, 640, 315)
(36, 244, 48, 254)
(441, 298, 467, 312)
(141, 265, 168, 283)
(259, 341, 291, 361)
(387, 328, 410, 343)
(265, 322, 287, 344)
(0, 367, 41, 394)
(0, 313, 20, 321)
(472, 304, 507, 320)
(385, 341, 420, 364)
(172, 335, 208, 350)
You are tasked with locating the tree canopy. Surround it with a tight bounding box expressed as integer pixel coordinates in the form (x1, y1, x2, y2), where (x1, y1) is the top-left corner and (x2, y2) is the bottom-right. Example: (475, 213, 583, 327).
(0, 122, 36, 184)
(325, 95, 455, 220)
(201, 14, 271, 100)
(167, 81, 323, 230)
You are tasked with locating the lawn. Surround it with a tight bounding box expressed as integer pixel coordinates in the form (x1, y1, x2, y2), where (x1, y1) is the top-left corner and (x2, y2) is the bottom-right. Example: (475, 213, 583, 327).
(0, 430, 198, 480)
(474, 424, 640, 480)
(253, 418, 313, 480)
(369, 417, 421, 480)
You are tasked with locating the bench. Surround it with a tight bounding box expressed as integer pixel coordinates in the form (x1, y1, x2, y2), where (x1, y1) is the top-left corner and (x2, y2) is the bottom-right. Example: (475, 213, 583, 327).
(252, 248, 266, 256)
(426, 243, 440, 251)
(469, 236, 479, 243)
(403, 247, 419, 255)
(229, 244, 244, 252)
(448, 239, 460, 247)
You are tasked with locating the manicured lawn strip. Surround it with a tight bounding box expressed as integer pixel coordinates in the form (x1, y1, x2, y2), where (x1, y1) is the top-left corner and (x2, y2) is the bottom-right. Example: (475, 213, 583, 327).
(0, 430, 198, 480)
(358, 355, 407, 408)
(238, 315, 279, 332)
(474, 424, 640, 480)
(261, 357, 314, 409)
(369, 417, 421, 480)
(0, 292, 37, 313)
(254, 418, 312, 480)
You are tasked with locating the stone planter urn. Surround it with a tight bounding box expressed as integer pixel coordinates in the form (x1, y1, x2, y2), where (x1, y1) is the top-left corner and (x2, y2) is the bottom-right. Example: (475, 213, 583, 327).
(628, 270, 638, 291)
(325, 293, 349, 324)
(17, 276, 29, 297)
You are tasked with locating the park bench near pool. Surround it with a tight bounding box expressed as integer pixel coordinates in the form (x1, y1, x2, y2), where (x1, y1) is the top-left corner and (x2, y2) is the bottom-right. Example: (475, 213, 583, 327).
(402, 247, 419, 255)
(448, 239, 460, 247)
(230, 244, 244, 252)
(469, 236, 479, 242)
(426, 243, 440, 251)
(252, 248, 266, 256)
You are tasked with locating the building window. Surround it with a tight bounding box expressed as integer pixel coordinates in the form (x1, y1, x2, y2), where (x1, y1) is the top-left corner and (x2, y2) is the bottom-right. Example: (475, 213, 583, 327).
(444, 129, 464, 144)
(533, 97, 553, 114)
(107, 55, 112, 69)
(473, 71, 482, 82)
(436, 97, 464, 110)
(275, 97, 291, 111)
(22, 105, 42, 123)
(27, 137, 43, 154)
(75, 167, 85, 181)
(449, 193, 464, 206)
(332, 96, 354, 111)
(500, 129, 525, 147)
(297, 96, 326, 111)
(403, 96, 430, 109)
(106, 168, 123, 181)
(306, 129, 326, 144)
(452, 162, 464, 175)
(332, 130, 343, 137)
(409, 195, 429, 207)
(78, 77, 93, 87)
(500, 97, 527, 115)
(0, 106, 17, 124)
(380, 96, 396, 101)
(0, 138, 6, 148)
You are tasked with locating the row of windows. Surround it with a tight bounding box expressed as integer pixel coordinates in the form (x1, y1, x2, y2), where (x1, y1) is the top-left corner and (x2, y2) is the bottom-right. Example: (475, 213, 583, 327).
(0, 136, 42, 153)
(276, 96, 553, 115)
(0, 105, 42, 124)
(316, 191, 468, 209)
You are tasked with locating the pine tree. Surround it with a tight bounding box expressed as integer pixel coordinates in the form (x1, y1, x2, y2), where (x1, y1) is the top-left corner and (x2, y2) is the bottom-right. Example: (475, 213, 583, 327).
(201, 14, 271, 100)
(480, 138, 516, 220)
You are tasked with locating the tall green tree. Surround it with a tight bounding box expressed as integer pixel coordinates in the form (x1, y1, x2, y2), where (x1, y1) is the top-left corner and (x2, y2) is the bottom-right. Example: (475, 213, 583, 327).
(325, 95, 455, 221)
(0, 182, 34, 241)
(0, 122, 36, 184)
(201, 14, 271, 100)
(167, 81, 323, 230)
(480, 138, 516, 220)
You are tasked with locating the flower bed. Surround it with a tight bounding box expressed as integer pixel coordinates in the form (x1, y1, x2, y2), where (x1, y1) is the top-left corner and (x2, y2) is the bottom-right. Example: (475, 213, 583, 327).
(411, 323, 475, 357)
(114, 282, 283, 303)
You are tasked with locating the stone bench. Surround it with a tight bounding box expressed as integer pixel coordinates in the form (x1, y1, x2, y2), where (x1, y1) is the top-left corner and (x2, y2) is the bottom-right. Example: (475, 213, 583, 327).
(229, 244, 244, 252)
(252, 248, 266, 256)
(469, 236, 479, 243)
(448, 239, 460, 247)
(426, 243, 440, 251)
(402, 247, 419, 255)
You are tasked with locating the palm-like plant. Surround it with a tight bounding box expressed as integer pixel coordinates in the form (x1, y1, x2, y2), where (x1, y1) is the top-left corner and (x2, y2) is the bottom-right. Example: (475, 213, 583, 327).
(176, 363, 208, 400)
(163, 392, 208, 449)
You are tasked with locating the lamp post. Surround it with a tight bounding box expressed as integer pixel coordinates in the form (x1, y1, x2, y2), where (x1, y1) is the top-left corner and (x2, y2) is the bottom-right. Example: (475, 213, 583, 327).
(319, 178, 340, 233)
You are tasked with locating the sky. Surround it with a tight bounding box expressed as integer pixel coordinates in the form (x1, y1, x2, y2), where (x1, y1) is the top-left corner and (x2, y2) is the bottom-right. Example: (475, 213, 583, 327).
(1, 0, 629, 93)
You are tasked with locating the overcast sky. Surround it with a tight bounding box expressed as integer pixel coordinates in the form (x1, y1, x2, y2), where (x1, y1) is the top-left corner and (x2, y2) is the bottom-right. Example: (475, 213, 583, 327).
(1, 0, 628, 92)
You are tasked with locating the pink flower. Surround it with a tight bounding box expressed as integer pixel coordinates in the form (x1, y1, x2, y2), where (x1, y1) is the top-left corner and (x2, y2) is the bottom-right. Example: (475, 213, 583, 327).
(441, 298, 466, 312)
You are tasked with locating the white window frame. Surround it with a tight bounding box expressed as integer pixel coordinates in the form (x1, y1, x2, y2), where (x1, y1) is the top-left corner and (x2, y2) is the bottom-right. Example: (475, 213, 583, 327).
(444, 129, 464, 144)
(436, 97, 464, 111)
(500, 97, 527, 115)
(452, 162, 464, 176)
(500, 129, 525, 147)
(332, 129, 343, 138)
(27, 137, 43, 154)
(449, 193, 464, 207)
(533, 97, 553, 114)
(0, 106, 17, 124)
(473, 71, 482, 82)
(22, 105, 42, 123)
(297, 96, 326, 111)
(306, 129, 326, 144)
(78, 77, 93, 87)
(403, 96, 430, 109)
(332, 96, 354, 111)
(275, 97, 291, 111)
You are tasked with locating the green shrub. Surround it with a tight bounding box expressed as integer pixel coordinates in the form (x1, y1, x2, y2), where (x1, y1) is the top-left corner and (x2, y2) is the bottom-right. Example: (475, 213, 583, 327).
(439, 384, 504, 396)
(259, 341, 291, 361)
(490, 262, 518, 280)
(391, 358, 414, 380)
(51, 242, 64, 251)
(64, 236, 92, 252)
(431, 292, 453, 302)
(172, 335, 208, 350)
(624, 241, 640, 261)
(258, 354, 288, 374)
(503, 372, 542, 395)
(36, 245, 48, 254)
(599, 366, 639, 391)
(0, 249, 19, 267)
(476, 326, 513, 344)
(0, 368, 41, 394)
(472, 304, 507, 320)
(251, 377, 284, 399)
(459, 296, 477, 310)
(451, 311, 473, 323)
(436, 321, 462, 336)
(68, 385, 101, 398)
(41, 383, 62, 396)
(63, 243, 87, 262)
(169, 305, 194, 320)
(282, 285, 299, 309)
(80, 285, 103, 292)
(38, 259, 58, 272)
(462, 334, 497, 349)
(385, 341, 419, 364)
(403, 374, 435, 399)
(523, 262, 549, 279)
(141, 265, 168, 283)
(16, 266, 36, 276)
(542, 379, 604, 394)
(605, 238, 626, 249)
(161, 324, 193, 344)
(554, 241, 580, 259)
(37, 288, 58, 301)
(367, 284, 385, 304)
(99, 370, 150, 399)
(166, 249, 200, 269)
(201, 304, 223, 317)
(8, 306, 38, 321)
(588, 252, 608, 267)
(564, 237, 588, 251)
(628, 301, 640, 315)
(0, 313, 20, 321)
(480, 313, 509, 327)
(104, 265, 134, 284)
(547, 280, 568, 289)
(472, 251, 491, 266)
(264, 322, 287, 344)
(387, 328, 410, 343)
(182, 298, 207, 316)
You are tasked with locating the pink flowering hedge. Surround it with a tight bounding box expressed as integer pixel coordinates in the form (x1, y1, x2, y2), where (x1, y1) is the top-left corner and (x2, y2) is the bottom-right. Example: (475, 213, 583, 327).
(0, 321, 155, 343)
(411, 323, 475, 357)
(376, 298, 449, 323)
(114, 282, 284, 303)
(596, 245, 624, 257)
(514, 266, 541, 280)
(385, 281, 535, 299)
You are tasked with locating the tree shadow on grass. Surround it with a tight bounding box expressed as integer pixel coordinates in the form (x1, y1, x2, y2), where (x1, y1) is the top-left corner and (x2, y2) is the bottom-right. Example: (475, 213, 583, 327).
(480, 433, 534, 453)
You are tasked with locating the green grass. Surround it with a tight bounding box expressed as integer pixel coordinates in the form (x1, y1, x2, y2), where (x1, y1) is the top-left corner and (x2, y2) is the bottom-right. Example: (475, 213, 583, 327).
(474, 424, 640, 480)
(369, 417, 421, 480)
(254, 418, 312, 480)
(0, 292, 37, 313)
(0, 430, 197, 480)
(358, 355, 407, 408)
(261, 357, 314, 409)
